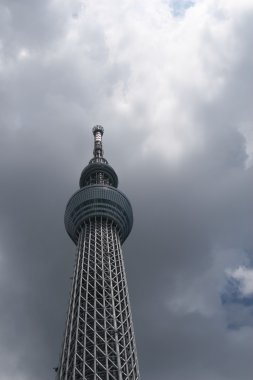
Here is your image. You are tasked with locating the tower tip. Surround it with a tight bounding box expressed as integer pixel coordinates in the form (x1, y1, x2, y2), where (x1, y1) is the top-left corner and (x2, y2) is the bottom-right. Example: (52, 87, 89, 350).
(92, 125, 104, 135)
(92, 125, 105, 162)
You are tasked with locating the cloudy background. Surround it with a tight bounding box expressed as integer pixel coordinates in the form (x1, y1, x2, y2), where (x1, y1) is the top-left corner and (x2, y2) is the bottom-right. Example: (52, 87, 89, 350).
(0, 0, 253, 379)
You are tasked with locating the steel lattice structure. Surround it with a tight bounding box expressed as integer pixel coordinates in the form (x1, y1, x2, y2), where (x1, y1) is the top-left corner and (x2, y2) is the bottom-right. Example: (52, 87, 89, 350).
(57, 126, 140, 380)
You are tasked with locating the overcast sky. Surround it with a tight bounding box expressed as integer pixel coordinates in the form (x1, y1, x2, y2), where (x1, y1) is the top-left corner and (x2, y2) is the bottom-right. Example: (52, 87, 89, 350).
(0, 0, 253, 379)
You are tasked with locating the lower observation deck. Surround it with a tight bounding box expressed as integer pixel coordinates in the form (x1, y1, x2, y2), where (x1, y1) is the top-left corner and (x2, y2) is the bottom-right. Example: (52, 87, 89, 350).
(65, 185, 133, 245)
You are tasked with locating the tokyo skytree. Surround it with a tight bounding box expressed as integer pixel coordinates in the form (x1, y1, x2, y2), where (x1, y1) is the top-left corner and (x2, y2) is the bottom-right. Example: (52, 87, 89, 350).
(57, 126, 140, 379)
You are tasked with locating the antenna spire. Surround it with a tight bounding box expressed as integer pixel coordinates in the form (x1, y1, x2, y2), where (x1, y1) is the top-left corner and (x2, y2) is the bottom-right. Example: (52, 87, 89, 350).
(92, 125, 104, 161)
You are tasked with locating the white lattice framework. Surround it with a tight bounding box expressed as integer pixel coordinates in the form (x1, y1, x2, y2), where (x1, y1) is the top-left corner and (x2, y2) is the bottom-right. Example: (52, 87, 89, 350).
(58, 218, 139, 379)
(57, 126, 140, 379)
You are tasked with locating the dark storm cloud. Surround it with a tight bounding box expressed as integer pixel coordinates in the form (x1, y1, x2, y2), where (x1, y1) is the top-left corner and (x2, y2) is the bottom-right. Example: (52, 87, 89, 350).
(0, 0, 253, 379)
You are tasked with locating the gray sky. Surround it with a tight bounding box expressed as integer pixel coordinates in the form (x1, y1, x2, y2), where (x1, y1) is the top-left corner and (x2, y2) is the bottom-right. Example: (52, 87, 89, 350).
(0, 0, 253, 379)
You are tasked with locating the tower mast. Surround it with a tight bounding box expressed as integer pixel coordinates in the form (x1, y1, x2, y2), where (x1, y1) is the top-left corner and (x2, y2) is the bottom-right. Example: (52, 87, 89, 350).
(57, 126, 140, 379)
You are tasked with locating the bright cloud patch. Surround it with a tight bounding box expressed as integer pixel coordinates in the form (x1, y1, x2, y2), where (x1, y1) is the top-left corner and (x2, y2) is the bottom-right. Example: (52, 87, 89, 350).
(227, 266, 253, 297)
(221, 266, 253, 329)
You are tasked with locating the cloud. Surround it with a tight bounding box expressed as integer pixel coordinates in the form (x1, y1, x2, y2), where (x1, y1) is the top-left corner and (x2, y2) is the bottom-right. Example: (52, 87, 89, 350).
(0, 0, 253, 379)
(227, 266, 253, 297)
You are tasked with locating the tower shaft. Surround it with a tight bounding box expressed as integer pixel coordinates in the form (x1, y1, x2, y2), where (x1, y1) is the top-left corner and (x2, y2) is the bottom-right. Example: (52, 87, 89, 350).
(58, 217, 139, 379)
(57, 126, 140, 379)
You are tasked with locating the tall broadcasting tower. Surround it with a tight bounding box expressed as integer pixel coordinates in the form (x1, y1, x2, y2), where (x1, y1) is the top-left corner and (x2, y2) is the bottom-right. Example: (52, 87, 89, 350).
(57, 126, 140, 379)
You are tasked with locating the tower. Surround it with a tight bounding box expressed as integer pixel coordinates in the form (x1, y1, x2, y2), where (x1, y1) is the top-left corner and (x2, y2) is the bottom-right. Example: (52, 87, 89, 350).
(58, 126, 140, 379)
